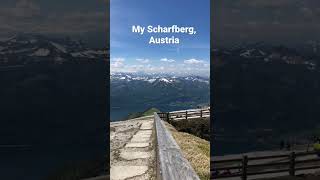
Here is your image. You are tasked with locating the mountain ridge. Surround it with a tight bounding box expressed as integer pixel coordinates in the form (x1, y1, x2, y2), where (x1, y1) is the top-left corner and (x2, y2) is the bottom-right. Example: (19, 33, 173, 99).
(110, 72, 210, 121)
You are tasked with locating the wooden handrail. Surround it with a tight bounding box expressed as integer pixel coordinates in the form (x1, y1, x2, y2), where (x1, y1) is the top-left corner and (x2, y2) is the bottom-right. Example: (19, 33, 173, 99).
(157, 108, 210, 121)
(154, 113, 200, 180)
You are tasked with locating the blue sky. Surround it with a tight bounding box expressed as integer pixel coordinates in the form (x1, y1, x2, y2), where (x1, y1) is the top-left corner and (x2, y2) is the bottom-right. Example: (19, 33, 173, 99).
(111, 0, 210, 76)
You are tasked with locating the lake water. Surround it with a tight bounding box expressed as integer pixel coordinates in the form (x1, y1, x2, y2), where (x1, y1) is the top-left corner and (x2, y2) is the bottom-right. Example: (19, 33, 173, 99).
(110, 106, 147, 121)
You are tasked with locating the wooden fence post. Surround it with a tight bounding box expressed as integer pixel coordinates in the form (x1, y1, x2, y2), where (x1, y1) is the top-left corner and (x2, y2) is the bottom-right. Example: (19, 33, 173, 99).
(242, 155, 248, 180)
(185, 111, 188, 120)
(289, 152, 296, 176)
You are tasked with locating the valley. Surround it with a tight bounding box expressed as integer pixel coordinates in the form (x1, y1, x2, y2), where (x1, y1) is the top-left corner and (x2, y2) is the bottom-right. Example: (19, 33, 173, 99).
(110, 72, 210, 121)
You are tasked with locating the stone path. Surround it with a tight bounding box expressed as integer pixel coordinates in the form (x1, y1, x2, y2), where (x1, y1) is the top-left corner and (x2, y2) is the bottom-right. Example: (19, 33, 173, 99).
(110, 116, 156, 180)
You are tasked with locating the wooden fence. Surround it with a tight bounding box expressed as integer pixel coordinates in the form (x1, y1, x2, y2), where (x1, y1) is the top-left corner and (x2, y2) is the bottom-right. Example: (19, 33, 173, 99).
(154, 112, 200, 180)
(158, 108, 210, 122)
(211, 151, 320, 179)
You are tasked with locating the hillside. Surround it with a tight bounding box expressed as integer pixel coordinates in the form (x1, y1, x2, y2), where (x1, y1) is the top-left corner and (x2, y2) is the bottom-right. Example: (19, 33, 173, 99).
(127, 108, 160, 119)
(165, 121, 210, 180)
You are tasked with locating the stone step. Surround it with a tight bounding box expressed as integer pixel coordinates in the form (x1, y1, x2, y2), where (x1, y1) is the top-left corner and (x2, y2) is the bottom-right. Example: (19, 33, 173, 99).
(125, 142, 150, 148)
(120, 151, 151, 160)
(110, 166, 148, 180)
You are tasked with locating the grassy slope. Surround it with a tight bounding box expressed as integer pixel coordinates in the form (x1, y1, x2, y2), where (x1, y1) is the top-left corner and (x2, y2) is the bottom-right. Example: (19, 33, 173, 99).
(164, 122, 210, 180)
(141, 108, 160, 116)
(127, 107, 160, 119)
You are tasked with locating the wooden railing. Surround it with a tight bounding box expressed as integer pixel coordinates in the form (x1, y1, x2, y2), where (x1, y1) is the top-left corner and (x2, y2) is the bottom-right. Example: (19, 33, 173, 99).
(154, 112, 200, 180)
(158, 108, 210, 121)
(211, 151, 320, 180)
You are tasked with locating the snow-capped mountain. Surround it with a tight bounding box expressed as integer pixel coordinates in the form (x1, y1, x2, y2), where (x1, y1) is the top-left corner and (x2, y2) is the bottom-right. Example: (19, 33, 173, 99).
(0, 34, 108, 65)
(110, 72, 210, 120)
(110, 72, 209, 85)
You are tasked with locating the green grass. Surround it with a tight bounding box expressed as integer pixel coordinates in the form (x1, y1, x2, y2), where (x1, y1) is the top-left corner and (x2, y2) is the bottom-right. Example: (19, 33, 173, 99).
(170, 117, 210, 141)
(197, 143, 210, 157)
(127, 107, 160, 119)
(141, 108, 160, 116)
(165, 122, 210, 180)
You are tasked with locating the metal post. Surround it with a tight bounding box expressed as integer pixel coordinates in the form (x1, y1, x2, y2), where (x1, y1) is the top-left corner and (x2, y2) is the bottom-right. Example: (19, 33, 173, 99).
(289, 152, 296, 176)
(242, 155, 248, 180)
(185, 111, 188, 120)
(200, 110, 203, 118)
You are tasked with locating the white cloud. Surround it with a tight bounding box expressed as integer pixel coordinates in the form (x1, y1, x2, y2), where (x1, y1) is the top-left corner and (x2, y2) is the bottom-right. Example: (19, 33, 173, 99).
(136, 58, 150, 63)
(203, 63, 210, 67)
(111, 57, 209, 76)
(111, 58, 125, 68)
(184, 58, 204, 64)
(112, 57, 125, 62)
(160, 58, 175, 63)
